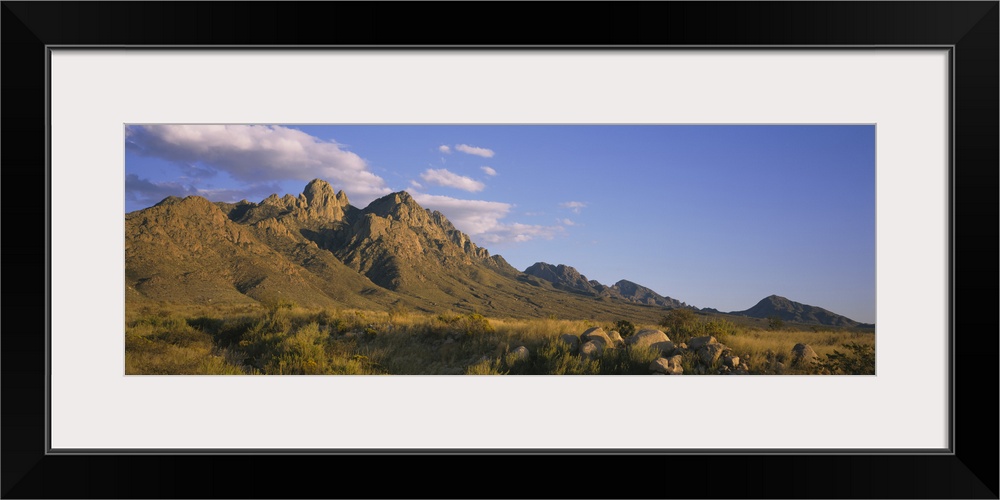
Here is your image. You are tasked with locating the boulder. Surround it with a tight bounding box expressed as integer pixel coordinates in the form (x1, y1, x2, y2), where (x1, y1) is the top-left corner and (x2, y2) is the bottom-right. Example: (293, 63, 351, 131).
(698, 343, 728, 366)
(580, 340, 603, 359)
(510, 345, 530, 361)
(791, 343, 819, 366)
(559, 334, 581, 354)
(649, 355, 684, 375)
(608, 330, 625, 347)
(626, 329, 673, 353)
(723, 355, 740, 369)
(687, 336, 717, 350)
(581, 327, 614, 348)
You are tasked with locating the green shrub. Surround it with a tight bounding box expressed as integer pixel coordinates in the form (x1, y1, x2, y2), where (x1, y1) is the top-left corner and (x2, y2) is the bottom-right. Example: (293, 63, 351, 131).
(816, 342, 875, 375)
(460, 313, 494, 337)
(465, 357, 507, 375)
(659, 308, 697, 341)
(528, 340, 599, 375)
(767, 315, 785, 330)
(702, 319, 738, 344)
(613, 319, 636, 338)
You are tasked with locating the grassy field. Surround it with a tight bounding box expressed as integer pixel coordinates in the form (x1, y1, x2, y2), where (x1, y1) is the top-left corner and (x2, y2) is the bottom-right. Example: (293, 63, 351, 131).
(125, 302, 876, 375)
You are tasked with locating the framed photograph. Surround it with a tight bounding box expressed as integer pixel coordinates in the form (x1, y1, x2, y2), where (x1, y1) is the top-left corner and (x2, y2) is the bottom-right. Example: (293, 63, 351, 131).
(3, 2, 996, 498)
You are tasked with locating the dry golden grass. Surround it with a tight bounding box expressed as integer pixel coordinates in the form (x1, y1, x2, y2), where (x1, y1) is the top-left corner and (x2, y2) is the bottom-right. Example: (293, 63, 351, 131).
(124, 304, 875, 375)
(719, 328, 875, 374)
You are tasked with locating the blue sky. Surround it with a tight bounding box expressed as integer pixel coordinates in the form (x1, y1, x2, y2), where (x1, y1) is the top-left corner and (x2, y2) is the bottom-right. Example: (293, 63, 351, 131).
(125, 124, 876, 323)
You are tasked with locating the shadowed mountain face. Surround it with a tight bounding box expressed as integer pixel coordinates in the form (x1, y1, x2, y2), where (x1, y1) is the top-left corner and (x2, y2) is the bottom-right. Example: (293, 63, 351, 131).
(522, 264, 687, 308)
(611, 279, 687, 308)
(125, 179, 678, 322)
(523, 262, 604, 296)
(730, 295, 867, 327)
(125, 194, 393, 309)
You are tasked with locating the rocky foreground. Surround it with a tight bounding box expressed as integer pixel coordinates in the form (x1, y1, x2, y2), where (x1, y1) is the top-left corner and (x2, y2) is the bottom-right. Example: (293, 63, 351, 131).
(487, 326, 821, 375)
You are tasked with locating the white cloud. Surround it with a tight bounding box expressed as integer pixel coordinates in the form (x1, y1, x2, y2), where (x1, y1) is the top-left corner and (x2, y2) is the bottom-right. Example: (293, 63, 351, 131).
(409, 191, 511, 235)
(408, 191, 564, 244)
(419, 168, 485, 192)
(125, 124, 392, 206)
(560, 201, 587, 214)
(455, 144, 495, 158)
(480, 166, 497, 176)
(558, 218, 575, 226)
(477, 223, 567, 244)
(124, 174, 283, 211)
(439, 145, 451, 154)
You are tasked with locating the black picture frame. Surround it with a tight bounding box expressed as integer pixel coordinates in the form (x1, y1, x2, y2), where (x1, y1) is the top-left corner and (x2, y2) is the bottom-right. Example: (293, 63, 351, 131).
(3, 2, 997, 498)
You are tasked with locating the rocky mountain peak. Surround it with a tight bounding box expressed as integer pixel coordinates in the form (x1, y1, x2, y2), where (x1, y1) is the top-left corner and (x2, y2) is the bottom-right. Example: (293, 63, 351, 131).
(293, 179, 350, 222)
(364, 191, 426, 221)
(303, 178, 337, 202)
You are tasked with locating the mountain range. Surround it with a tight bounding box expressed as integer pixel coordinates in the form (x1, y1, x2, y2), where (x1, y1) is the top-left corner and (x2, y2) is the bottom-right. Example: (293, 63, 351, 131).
(125, 179, 870, 327)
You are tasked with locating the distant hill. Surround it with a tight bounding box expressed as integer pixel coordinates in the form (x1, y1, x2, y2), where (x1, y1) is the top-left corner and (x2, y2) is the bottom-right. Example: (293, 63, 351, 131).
(729, 295, 868, 327)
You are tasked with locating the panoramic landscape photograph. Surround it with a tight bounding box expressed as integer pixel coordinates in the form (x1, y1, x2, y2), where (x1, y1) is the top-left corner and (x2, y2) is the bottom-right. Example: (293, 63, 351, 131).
(124, 124, 875, 375)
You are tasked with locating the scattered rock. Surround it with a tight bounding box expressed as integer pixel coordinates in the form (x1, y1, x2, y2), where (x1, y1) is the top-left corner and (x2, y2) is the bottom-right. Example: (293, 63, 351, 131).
(791, 343, 818, 366)
(580, 340, 603, 359)
(510, 345, 529, 361)
(559, 334, 580, 353)
(698, 343, 728, 366)
(775, 361, 786, 374)
(626, 329, 673, 353)
(687, 336, 717, 350)
(608, 330, 625, 347)
(581, 327, 614, 348)
(723, 355, 740, 369)
(649, 355, 684, 375)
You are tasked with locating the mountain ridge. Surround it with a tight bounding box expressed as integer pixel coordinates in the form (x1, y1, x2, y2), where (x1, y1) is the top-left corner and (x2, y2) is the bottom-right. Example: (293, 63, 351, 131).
(126, 179, 871, 327)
